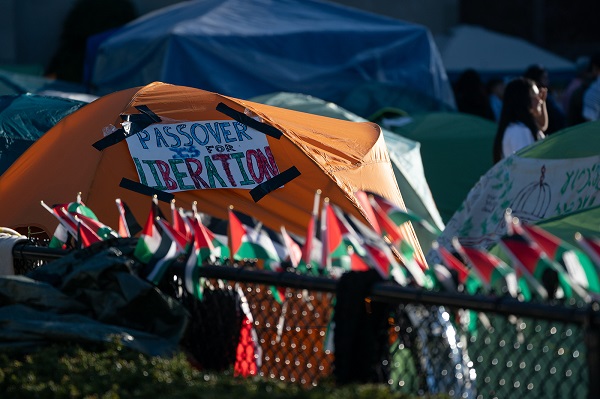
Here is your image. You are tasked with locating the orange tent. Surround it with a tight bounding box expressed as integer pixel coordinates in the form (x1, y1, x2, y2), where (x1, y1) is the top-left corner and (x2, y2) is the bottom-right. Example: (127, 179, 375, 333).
(0, 82, 425, 262)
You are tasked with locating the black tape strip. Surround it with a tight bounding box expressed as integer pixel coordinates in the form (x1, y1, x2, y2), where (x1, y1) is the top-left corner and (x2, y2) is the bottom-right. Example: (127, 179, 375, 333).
(216, 102, 282, 139)
(122, 114, 156, 136)
(92, 128, 127, 151)
(250, 166, 300, 202)
(121, 113, 155, 124)
(92, 118, 153, 151)
(93, 106, 159, 151)
(119, 178, 174, 203)
(135, 105, 161, 123)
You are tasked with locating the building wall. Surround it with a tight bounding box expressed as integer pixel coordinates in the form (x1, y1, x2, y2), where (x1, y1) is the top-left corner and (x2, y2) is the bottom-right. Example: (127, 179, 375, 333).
(0, 0, 189, 72)
(329, 0, 459, 34)
(460, 0, 600, 60)
(0, 0, 73, 70)
(0, 1, 17, 64)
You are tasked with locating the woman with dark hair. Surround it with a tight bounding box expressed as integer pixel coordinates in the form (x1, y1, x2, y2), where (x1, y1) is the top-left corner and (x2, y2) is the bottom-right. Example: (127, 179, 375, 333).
(523, 64, 566, 134)
(492, 77, 548, 163)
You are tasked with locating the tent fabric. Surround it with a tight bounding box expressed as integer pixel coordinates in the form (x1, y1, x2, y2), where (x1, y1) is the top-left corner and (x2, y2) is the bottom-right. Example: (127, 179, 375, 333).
(427, 121, 600, 266)
(0, 69, 96, 102)
(338, 82, 456, 120)
(0, 94, 86, 175)
(0, 239, 188, 355)
(384, 112, 497, 223)
(88, 0, 455, 111)
(531, 204, 600, 247)
(0, 81, 425, 264)
(435, 25, 575, 82)
(250, 91, 444, 251)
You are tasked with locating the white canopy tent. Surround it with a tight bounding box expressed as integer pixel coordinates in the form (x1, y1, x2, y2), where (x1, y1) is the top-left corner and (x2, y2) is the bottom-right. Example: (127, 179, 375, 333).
(435, 25, 575, 81)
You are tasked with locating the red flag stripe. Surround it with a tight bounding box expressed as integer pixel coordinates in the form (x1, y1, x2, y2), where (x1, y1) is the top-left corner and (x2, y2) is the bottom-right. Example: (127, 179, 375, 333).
(228, 208, 247, 257)
(370, 198, 402, 244)
(355, 190, 381, 234)
(460, 246, 499, 284)
(500, 234, 542, 276)
(325, 201, 346, 254)
(436, 244, 469, 284)
(520, 223, 560, 259)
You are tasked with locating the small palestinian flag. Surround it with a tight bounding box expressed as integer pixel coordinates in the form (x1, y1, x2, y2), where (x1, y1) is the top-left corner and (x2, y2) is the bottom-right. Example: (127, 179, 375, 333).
(134, 200, 183, 285)
(171, 200, 192, 241)
(452, 238, 518, 297)
(280, 226, 303, 268)
(228, 207, 287, 302)
(234, 287, 262, 377)
(298, 190, 322, 275)
(364, 197, 427, 287)
(344, 212, 408, 286)
(502, 215, 589, 301)
(433, 241, 481, 294)
(228, 207, 287, 262)
(365, 191, 441, 235)
(42, 201, 85, 249)
(320, 199, 366, 270)
(521, 223, 600, 293)
(576, 233, 600, 270)
(75, 213, 119, 241)
(115, 198, 141, 237)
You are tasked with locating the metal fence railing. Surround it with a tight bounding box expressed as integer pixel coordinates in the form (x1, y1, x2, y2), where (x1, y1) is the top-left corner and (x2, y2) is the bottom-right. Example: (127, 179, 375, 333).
(193, 264, 598, 399)
(10, 240, 600, 399)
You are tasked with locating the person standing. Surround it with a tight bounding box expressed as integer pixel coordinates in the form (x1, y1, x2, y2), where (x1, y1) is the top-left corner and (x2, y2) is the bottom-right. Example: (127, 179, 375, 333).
(486, 78, 505, 122)
(582, 53, 600, 122)
(561, 56, 590, 113)
(523, 64, 566, 134)
(453, 69, 496, 121)
(45, 0, 137, 83)
(566, 56, 595, 126)
(492, 77, 548, 163)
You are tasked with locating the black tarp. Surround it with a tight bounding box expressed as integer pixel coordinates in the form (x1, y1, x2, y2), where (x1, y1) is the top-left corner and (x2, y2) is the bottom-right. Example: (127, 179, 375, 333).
(0, 239, 188, 356)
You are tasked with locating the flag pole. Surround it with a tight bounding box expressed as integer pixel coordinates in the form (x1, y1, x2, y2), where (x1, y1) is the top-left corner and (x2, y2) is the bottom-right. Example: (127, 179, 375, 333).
(40, 200, 54, 215)
(115, 198, 131, 237)
(320, 197, 330, 274)
(300, 189, 321, 270)
(228, 205, 235, 266)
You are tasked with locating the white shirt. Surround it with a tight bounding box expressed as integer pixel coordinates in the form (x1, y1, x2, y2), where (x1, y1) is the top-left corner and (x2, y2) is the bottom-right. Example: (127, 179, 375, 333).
(502, 122, 544, 159)
(583, 77, 600, 121)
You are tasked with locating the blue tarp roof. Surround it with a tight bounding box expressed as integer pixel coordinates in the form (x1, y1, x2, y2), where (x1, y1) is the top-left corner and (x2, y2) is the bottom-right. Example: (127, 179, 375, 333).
(87, 0, 455, 109)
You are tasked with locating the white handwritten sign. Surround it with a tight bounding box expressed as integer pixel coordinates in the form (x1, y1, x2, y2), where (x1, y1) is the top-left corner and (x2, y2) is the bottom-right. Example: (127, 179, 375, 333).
(125, 120, 279, 192)
(427, 154, 600, 266)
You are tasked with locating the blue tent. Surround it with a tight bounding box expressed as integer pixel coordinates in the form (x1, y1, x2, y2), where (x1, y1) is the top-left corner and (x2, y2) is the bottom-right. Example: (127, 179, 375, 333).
(0, 69, 95, 102)
(0, 94, 86, 175)
(87, 0, 455, 110)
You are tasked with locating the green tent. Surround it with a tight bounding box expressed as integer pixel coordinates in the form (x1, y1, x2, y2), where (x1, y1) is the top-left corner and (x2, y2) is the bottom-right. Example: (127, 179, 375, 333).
(251, 92, 444, 252)
(337, 81, 455, 120)
(384, 112, 497, 223)
(429, 120, 600, 265)
(534, 205, 600, 246)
